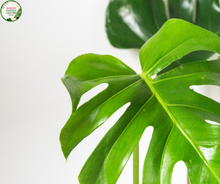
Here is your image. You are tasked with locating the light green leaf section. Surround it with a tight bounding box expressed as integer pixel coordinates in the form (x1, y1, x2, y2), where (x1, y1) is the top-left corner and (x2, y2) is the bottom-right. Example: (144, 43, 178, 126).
(60, 19, 220, 183)
(140, 19, 220, 77)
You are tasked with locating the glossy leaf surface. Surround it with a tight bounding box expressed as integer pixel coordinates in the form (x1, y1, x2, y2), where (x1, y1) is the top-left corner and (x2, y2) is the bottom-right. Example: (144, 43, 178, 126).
(106, 0, 220, 65)
(60, 19, 220, 184)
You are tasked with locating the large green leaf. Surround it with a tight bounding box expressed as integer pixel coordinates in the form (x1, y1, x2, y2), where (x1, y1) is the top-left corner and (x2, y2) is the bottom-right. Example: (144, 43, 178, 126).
(106, 0, 220, 67)
(60, 19, 220, 184)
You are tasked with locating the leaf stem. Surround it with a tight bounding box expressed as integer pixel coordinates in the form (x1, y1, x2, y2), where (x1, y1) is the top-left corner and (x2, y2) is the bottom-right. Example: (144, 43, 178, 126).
(192, 0, 197, 23)
(163, 0, 170, 19)
(187, 174, 190, 184)
(133, 143, 139, 184)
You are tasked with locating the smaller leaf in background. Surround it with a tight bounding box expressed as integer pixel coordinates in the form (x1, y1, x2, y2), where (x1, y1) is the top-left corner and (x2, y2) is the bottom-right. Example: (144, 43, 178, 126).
(105, 0, 220, 70)
(106, 0, 167, 48)
(168, 0, 195, 22)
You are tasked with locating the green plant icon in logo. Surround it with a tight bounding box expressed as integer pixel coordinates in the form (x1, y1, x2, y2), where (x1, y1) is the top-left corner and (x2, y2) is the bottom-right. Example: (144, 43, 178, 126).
(0, 1, 22, 22)
(14, 8, 21, 20)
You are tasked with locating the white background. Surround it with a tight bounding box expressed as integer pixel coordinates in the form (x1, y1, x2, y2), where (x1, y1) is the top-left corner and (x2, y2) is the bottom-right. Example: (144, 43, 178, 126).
(0, 0, 219, 184)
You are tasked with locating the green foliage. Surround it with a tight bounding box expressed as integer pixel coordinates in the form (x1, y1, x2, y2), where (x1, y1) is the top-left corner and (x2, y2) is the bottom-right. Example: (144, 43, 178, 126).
(1, 2, 9, 10)
(6, 18, 12, 22)
(60, 19, 220, 183)
(106, 0, 220, 70)
(14, 8, 22, 20)
(106, 0, 220, 48)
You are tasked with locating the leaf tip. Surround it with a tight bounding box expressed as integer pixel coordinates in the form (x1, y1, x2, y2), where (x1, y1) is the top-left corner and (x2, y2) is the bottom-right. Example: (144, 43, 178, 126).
(59, 129, 71, 160)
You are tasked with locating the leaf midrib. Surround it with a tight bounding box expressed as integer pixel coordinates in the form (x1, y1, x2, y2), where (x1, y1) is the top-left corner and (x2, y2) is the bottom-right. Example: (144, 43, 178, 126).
(141, 73, 220, 182)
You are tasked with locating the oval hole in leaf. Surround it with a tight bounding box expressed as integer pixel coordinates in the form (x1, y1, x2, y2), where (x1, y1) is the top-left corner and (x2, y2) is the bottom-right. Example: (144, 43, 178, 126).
(205, 120, 220, 126)
(77, 83, 109, 108)
(72, 103, 132, 180)
(190, 85, 220, 103)
(116, 150, 133, 184)
(87, 102, 131, 151)
(139, 126, 154, 183)
(117, 125, 153, 183)
(106, 102, 131, 129)
(102, 102, 132, 184)
(171, 161, 188, 184)
(152, 74, 157, 79)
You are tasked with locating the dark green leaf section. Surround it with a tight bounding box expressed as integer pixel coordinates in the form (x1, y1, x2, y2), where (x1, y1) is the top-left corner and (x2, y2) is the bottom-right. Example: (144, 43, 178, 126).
(168, 0, 194, 22)
(159, 50, 214, 74)
(105, 0, 144, 48)
(197, 0, 220, 35)
(60, 20, 220, 183)
(106, 0, 167, 48)
(106, 0, 220, 47)
(106, 0, 220, 65)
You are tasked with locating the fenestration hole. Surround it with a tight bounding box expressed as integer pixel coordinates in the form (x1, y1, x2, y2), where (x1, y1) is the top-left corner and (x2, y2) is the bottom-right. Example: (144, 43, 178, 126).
(190, 85, 220, 103)
(171, 161, 188, 184)
(77, 83, 108, 108)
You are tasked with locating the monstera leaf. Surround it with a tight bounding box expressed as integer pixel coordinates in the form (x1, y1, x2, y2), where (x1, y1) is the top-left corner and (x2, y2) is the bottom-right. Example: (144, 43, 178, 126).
(106, 0, 220, 70)
(60, 19, 220, 184)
